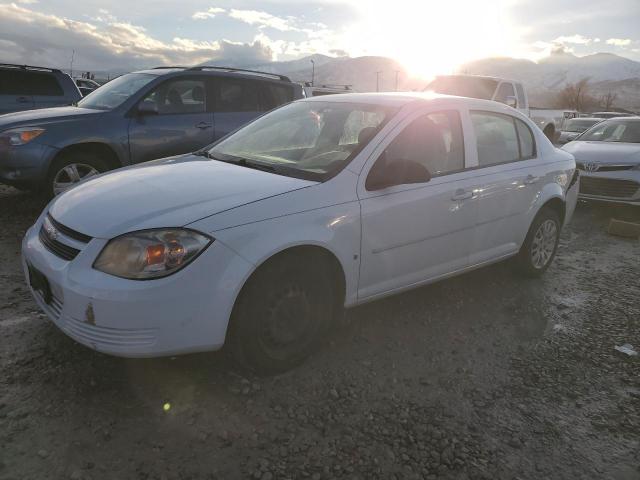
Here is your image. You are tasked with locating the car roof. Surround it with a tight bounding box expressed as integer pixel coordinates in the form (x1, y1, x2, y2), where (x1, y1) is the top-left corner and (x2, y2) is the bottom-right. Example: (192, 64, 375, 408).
(567, 117, 601, 121)
(0, 63, 63, 74)
(133, 66, 292, 83)
(597, 116, 640, 121)
(300, 91, 516, 110)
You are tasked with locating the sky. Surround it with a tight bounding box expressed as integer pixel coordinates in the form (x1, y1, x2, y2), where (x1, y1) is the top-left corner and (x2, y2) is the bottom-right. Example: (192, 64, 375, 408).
(0, 0, 639, 78)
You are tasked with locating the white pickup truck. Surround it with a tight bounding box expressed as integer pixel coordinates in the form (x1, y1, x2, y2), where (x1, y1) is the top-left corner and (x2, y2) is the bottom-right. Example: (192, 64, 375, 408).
(426, 74, 578, 141)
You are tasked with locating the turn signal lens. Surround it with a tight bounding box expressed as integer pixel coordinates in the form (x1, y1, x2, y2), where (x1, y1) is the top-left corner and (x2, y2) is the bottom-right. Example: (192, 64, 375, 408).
(94, 229, 212, 280)
(0, 127, 45, 146)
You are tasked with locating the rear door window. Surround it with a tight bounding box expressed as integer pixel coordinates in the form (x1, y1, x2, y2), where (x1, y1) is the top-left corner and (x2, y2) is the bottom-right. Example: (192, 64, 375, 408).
(471, 111, 537, 166)
(261, 83, 294, 110)
(216, 78, 260, 112)
(0, 70, 63, 96)
(471, 111, 520, 166)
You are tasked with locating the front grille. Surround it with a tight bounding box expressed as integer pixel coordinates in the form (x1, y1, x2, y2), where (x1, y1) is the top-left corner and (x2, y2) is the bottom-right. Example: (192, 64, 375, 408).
(580, 177, 640, 199)
(47, 214, 92, 243)
(39, 226, 80, 260)
(576, 162, 635, 172)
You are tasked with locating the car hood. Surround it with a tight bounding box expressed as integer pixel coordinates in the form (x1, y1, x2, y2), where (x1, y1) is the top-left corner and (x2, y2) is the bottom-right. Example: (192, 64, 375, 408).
(0, 106, 101, 129)
(48, 155, 316, 239)
(562, 141, 640, 165)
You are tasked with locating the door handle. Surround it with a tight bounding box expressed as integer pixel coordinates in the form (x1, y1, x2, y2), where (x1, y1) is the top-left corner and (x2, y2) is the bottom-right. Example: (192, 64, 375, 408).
(16, 96, 30, 103)
(523, 175, 540, 185)
(451, 189, 474, 201)
(195, 122, 212, 130)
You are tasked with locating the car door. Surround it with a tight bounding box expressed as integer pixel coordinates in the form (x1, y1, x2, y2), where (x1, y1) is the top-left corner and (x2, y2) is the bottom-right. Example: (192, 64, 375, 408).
(357, 108, 480, 300)
(0, 70, 34, 114)
(467, 111, 542, 264)
(128, 76, 215, 164)
(212, 77, 263, 140)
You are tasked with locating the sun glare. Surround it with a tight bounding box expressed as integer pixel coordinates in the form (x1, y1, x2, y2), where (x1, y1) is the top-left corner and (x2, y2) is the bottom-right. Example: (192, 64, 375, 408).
(344, 0, 517, 79)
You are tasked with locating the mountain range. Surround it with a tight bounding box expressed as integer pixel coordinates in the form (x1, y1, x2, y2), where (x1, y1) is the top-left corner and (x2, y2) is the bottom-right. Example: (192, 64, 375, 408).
(230, 51, 640, 110)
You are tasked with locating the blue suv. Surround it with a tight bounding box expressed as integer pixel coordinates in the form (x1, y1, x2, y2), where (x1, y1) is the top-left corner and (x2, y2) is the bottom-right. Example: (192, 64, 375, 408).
(0, 66, 303, 196)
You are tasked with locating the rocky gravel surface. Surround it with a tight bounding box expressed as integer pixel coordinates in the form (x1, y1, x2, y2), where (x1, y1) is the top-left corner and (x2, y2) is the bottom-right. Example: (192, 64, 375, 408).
(0, 185, 638, 480)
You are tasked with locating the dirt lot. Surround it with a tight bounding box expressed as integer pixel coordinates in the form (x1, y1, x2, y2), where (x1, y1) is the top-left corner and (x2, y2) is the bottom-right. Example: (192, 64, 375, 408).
(0, 185, 638, 480)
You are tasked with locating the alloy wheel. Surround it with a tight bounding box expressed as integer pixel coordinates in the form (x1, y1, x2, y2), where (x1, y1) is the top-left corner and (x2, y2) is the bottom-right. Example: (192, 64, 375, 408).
(52, 163, 100, 195)
(530, 219, 558, 269)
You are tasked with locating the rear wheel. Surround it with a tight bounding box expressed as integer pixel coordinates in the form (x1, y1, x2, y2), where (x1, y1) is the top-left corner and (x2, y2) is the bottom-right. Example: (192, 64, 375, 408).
(516, 208, 561, 277)
(543, 125, 556, 143)
(229, 253, 336, 375)
(46, 152, 108, 198)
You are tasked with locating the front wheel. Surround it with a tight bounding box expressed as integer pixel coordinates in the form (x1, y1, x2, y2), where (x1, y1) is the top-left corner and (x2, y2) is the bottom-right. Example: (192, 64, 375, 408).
(516, 208, 561, 277)
(46, 152, 108, 198)
(229, 254, 336, 375)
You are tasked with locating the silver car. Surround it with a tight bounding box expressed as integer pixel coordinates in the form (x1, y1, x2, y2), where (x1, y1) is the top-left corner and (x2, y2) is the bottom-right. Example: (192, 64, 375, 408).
(557, 117, 601, 145)
(562, 117, 640, 205)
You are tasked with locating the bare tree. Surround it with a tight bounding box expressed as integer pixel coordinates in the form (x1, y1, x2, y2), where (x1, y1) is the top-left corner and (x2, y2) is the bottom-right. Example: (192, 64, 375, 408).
(600, 92, 618, 111)
(555, 78, 598, 112)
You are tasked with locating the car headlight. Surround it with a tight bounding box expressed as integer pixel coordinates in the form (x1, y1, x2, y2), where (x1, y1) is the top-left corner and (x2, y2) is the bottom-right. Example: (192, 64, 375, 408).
(0, 127, 45, 146)
(93, 228, 212, 280)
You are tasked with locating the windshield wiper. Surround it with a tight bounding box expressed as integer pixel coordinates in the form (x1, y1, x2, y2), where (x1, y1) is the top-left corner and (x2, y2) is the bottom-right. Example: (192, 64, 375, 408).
(194, 151, 276, 173)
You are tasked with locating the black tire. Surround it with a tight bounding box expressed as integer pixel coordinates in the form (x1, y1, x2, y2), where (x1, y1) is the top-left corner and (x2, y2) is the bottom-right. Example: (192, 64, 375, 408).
(45, 151, 108, 198)
(229, 253, 337, 375)
(543, 125, 556, 143)
(516, 207, 561, 277)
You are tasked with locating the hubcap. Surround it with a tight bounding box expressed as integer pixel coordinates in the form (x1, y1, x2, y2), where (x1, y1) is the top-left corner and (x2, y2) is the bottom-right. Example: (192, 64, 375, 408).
(530, 219, 558, 269)
(52, 163, 99, 195)
(259, 285, 315, 360)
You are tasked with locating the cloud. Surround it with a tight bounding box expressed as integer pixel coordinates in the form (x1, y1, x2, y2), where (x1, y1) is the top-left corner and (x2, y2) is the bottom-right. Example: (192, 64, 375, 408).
(228, 9, 299, 32)
(552, 34, 593, 45)
(0, 3, 274, 71)
(192, 7, 225, 20)
(606, 38, 632, 46)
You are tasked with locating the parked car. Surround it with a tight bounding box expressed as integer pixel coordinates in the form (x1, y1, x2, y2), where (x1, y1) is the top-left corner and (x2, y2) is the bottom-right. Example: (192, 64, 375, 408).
(302, 82, 354, 97)
(590, 112, 635, 119)
(0, 63, 81, 115)
(425, 74, 578, 141)
(557, 117, 602, 145)
(22, 93, 578, 373)
(74, 78, 101, 97)
(0, 66, 303, 196)
(562, 117, 640, 205)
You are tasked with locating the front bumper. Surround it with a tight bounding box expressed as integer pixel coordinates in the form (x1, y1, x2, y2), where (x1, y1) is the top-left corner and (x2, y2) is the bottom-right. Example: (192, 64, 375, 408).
(577, 169, 640, 205)
(0, 142, 58, 188)
(21, 216, 254, 357)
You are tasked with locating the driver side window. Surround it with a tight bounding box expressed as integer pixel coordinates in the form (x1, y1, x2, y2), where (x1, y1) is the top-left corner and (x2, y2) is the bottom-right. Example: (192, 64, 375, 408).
(141, 79, 206, 115)
(378, 110, 464, 180)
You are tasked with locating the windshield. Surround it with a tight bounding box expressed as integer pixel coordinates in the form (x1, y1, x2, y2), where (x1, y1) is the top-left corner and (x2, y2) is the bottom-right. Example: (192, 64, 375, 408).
(77, 73, 156, 110)
(579, 120, 640, 143)
(207, 101, 397, 181)
(564, 119, 600, 133)
(426, 76, 498, 100)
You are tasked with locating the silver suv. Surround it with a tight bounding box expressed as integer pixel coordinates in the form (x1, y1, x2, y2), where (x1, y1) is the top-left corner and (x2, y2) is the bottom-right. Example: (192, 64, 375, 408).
(0, 64, 81, 115)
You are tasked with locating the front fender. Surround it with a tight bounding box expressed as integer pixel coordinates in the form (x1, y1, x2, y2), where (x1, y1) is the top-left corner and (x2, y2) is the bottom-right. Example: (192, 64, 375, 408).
(44, 117, 129, 166)
(207, 202, 362, 307)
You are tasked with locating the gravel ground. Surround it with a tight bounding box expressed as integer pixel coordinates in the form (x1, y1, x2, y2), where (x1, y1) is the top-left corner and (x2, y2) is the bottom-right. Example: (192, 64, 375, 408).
(0, 185, 639, 480)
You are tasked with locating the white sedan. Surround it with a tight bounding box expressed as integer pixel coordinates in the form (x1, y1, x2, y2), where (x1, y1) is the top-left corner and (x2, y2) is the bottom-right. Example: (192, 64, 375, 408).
(22, 93, 578, 373)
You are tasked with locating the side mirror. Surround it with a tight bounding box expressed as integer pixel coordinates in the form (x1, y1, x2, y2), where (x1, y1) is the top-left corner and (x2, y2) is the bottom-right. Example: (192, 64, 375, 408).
(137, 100, 158, 116)
(504, 96, 518, 109)
(366, 154, 431, 191)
